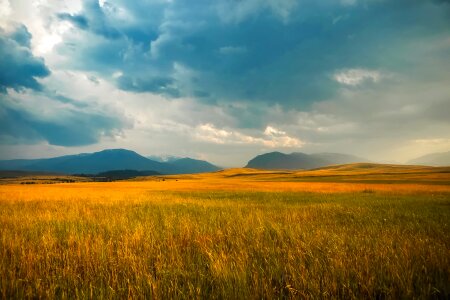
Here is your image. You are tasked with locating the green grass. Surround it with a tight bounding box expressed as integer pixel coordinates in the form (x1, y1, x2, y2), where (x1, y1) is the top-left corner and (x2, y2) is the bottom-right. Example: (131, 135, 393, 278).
(1, 188, 449, 299)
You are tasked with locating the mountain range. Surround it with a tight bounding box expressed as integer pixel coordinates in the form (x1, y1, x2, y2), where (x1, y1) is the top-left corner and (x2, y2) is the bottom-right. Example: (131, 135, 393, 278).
(407, 151, 450, 166)
(245, 152, 368, 170)
(0, 149, 221, 175)
(1, 149, 448, 175)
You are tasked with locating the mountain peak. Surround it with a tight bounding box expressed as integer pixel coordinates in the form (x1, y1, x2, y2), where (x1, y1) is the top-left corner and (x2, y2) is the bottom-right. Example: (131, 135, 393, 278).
(95, 148, 141, 155)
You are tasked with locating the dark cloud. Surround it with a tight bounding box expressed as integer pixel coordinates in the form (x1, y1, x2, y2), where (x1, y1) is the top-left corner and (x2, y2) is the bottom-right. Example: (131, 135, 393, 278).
(0, 25, 50, 92)
(116, 75, 177, 95)
(8, 24, 32, 47)
(57, 13, 89, 30)
(52, 93, 89, 108)
(0, 106, 41, 144)
(0, 94, 125, 147)
(53, 0, 450, 109)
(58, 1, 120, 39)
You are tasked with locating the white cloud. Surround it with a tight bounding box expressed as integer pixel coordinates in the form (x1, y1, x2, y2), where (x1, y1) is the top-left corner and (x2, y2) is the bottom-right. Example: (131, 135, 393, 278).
(194, 124, 232, 144)
(0, 0, 11, 19)
(333, 68, 383, 86)
(2, 0, 81, 57)
(264, 126, 285, 136)
(194, 124, 303, 148)
(263, 126, 304, 147)
(35, 32, 62, 54)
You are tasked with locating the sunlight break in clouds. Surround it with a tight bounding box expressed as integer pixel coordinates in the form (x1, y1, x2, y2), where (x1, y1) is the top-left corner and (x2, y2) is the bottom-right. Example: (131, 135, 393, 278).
(0, 0, 11, 19)
(263, 126, 304, 148)
(195, 124, 303, 148)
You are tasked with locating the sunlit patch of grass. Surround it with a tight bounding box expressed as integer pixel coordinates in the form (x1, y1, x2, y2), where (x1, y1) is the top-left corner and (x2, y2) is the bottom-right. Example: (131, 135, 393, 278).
(0, 179, 449, 298)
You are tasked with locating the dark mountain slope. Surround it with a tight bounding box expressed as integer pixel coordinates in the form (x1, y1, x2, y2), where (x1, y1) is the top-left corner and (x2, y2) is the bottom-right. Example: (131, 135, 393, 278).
(245, 152, 368, 170)
(95, 170, 161, 180)
(0, 149, 220, 174)
(27, 149, 170, 174)
(169, 158, 221, 174)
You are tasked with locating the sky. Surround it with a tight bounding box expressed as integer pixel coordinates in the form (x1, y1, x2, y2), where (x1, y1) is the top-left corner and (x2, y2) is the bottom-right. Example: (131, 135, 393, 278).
(0, 0, 449, 167)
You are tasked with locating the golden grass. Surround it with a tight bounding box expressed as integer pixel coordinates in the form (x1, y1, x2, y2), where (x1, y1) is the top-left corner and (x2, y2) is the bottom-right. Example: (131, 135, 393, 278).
(1, 169, 449, 298)
(3, 177, 450, 196)
(0, 175, 90, 185)
(151, 164, 450, 186)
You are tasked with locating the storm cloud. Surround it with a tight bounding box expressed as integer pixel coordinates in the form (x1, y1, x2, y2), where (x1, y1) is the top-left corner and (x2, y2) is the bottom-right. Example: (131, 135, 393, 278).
(0, 89, 127, 147)
(0, 25, 50, 92)
(0, 0, 449, 165)
(53, 0, 450, 108)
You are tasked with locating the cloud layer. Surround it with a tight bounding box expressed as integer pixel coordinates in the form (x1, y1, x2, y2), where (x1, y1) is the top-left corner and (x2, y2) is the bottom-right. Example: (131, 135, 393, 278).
(52, 0, 450, 107)
(0, 0, 449, 165)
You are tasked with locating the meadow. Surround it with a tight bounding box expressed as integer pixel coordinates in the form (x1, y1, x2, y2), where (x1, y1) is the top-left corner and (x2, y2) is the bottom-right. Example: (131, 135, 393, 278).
(0, 165, 449, 299)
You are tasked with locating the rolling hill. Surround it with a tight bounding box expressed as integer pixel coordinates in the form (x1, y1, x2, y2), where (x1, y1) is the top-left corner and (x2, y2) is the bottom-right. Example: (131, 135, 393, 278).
(0, 149, 221, 175)
(245, 152, 367, 170)
(95, 170, 161, 180)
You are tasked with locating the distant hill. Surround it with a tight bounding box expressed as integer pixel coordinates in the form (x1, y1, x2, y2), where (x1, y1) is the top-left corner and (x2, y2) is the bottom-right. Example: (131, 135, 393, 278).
(0, 149, 220, 175)
(310, 153, 368, 165)
(168, 158, 220, 174)
(245, 152, 367, 170)
(407, 151, 450, 166)
(146, 156, 220, 173)
(95, 170, 161, 180)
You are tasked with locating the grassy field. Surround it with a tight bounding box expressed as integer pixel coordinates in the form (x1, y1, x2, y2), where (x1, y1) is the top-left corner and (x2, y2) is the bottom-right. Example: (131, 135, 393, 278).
(1, 165, 449, 299)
